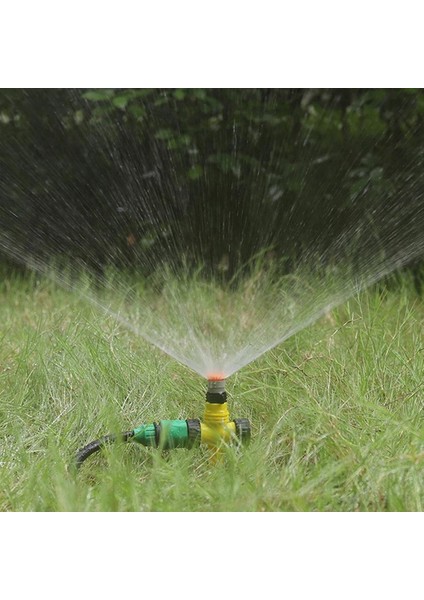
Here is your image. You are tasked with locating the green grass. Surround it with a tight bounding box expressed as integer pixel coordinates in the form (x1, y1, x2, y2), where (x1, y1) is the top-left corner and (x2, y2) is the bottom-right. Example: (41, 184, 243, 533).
(0, 272, 423, 511)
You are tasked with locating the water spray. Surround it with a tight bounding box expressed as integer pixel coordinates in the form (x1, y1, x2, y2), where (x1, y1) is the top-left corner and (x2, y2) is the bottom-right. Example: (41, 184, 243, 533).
(75, 375, 251, 468)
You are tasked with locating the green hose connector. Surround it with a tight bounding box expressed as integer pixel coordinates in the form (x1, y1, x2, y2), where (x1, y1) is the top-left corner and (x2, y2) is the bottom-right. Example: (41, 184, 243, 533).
(133, 419, 201, 450)
(132, 423, 157, 446)
(75, 379, 250, 468)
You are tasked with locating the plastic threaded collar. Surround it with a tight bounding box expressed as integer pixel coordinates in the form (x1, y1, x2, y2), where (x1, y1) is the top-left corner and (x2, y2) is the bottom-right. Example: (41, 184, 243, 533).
(206, 379, 227, 403)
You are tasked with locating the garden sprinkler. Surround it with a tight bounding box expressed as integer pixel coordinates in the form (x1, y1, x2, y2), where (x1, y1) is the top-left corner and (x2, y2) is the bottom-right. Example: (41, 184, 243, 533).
(75, 375, 251, 468)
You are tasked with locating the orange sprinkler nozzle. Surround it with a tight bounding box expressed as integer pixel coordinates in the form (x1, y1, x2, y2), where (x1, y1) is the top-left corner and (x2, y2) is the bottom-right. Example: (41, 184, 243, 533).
(207, 373, 226, 382)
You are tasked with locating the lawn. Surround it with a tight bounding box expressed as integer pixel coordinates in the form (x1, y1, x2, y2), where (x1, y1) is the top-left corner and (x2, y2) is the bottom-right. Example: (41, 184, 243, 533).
(0, 271, 423, 511)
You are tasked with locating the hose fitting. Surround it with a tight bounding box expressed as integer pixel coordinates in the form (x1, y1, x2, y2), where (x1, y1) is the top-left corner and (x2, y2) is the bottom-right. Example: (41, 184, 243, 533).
(75, 378, 251, 468)
(132, 419, 201, 450)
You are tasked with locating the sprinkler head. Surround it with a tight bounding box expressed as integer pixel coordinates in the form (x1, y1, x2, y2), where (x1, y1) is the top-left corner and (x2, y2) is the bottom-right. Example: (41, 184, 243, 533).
(207, 373, 226, 381)
(206, 377, 227, 403)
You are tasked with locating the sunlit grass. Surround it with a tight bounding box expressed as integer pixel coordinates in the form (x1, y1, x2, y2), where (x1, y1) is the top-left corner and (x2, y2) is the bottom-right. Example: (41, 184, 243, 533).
(0, 271, 423, 511)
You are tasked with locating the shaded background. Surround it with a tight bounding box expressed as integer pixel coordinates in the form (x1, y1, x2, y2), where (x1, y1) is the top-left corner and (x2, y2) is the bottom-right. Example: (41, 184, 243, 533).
(1, 88, 424, 288)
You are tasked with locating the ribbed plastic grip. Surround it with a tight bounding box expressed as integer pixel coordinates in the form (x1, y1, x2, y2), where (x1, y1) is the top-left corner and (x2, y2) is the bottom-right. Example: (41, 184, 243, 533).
(133, 423, 157, 446)
(158, 420, 190, 449)
(186, 419, 201, 448)
(233, 418, 251, 443)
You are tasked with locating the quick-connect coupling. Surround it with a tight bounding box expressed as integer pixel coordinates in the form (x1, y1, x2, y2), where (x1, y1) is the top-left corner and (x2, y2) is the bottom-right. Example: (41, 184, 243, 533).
(132, 412, 250, 451)
(131, 379, 250, 454)
(132, 419, 201, 449)
(76, 381, 251, 468)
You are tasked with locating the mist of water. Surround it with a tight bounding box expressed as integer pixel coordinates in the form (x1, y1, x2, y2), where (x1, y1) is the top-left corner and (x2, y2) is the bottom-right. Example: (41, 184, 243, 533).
(1, 89, 424, 379)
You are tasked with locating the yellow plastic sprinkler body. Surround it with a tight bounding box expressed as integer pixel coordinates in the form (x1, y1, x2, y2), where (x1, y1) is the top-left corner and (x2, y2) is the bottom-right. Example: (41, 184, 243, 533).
(75, 377, 250, 468)
(201, 379, 236, 459)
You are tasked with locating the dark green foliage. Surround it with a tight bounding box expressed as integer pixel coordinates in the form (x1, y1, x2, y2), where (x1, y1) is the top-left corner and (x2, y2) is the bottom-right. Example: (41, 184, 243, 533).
(1, 89, 424, 278)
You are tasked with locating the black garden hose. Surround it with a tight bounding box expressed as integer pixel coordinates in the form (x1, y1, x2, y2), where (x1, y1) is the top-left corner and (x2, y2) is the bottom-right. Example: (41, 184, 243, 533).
(75, 430, 135, 468)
